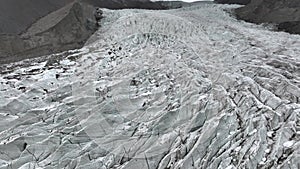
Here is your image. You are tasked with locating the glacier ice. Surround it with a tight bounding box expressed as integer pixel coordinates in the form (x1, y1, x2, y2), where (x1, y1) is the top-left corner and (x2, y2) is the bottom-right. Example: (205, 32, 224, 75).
(0, 4, 300, 169)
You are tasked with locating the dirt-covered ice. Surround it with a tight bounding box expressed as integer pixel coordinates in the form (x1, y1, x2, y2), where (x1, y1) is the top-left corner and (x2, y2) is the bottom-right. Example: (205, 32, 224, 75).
(0, 4, 300, 169)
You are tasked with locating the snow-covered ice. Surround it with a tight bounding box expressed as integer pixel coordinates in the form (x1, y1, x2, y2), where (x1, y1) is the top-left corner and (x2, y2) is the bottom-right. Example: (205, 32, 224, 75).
(0, 4, 300, 169)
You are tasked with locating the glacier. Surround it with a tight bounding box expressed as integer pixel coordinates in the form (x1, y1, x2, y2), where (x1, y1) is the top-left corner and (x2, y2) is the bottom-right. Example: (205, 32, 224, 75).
(0, 4, 299, 169)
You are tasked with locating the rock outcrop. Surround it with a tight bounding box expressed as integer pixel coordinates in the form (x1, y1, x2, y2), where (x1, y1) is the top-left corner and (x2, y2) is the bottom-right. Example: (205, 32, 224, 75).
(278, 21, 300, 34)
(236, 0, 300, 34)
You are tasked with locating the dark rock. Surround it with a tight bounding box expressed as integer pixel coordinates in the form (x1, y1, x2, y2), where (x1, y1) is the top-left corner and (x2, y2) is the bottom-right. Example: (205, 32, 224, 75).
(0, 2, 97, 64)
(215, 0, 251, 5)
(235, 0, 300, 34)
(94, 8, 104, 23)
(0, 0, 74, 35)
(278, 21, 300, 34)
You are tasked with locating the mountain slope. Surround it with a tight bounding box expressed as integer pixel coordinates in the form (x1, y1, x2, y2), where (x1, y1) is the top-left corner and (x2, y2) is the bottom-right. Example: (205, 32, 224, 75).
(81, 0, 167, 9)
(236, 0, 300, 34)
(0, 0, 74, 35)
(0, 4, 299, 169)
(0, 0, 167, 35)
(0, 0, 170, 65)
(0, 2, 97, 64)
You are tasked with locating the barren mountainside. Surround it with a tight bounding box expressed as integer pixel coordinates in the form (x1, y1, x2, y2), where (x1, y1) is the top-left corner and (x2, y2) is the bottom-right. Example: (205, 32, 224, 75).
(0, 0, 169, 65)
(236, 0, 300, 34)
(0, 2, 97, 64)
(0, 0, 74, 35)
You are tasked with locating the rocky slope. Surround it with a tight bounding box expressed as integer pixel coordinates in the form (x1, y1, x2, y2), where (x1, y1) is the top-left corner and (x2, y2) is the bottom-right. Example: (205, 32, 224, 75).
(0, 2, 97, 65)
(82, 0, 167, 9)
(236, 0, 300, 34)
(0, 0, 171, 65)
(0, 0, 166, 35)
(0, 4, 299, 169)
(0, 0, 74, 35)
